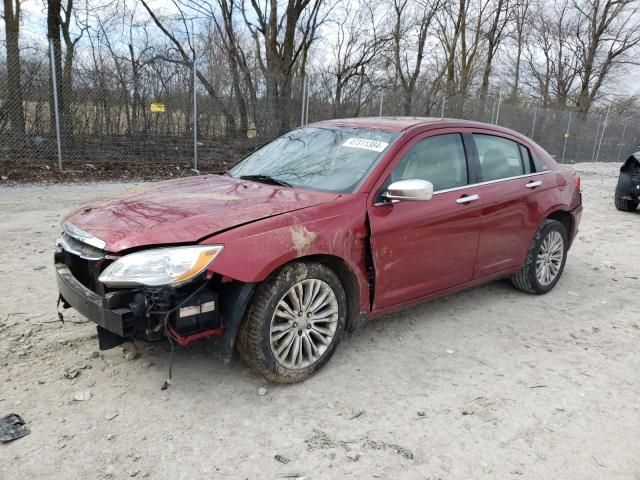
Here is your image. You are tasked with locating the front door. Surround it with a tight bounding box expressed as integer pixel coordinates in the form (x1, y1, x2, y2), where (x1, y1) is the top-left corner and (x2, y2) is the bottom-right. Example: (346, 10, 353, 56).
(367, 132, 482, 310)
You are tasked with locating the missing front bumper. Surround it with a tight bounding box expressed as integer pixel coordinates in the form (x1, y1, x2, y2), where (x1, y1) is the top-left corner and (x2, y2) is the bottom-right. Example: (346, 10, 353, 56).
(55, 262, 223, 349)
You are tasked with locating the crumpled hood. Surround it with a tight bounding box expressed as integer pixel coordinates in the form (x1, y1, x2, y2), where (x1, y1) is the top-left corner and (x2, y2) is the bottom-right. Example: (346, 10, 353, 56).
(64, 175, 339, 252)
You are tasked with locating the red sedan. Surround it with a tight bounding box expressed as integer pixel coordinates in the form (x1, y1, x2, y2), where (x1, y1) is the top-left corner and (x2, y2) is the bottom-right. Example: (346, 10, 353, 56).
(55, 117, 582, 383)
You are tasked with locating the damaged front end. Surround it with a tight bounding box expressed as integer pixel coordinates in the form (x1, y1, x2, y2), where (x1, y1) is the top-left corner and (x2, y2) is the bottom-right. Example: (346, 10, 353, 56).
(55, 227, 254, 359)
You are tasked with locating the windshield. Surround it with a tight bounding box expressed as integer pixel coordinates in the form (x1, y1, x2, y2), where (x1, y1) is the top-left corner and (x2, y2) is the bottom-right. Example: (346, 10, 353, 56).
(228, 126, 400, 193)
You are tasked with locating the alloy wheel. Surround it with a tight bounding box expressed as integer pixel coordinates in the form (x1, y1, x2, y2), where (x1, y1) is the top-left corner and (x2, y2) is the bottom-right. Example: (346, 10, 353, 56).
(535, 230, 564, 286)
(270, 279, 339, 369)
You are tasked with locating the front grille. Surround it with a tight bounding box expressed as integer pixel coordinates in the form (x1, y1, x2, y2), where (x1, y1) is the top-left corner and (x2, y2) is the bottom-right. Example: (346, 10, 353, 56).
(58, 234, 111, 294)
(66, 254, 101, 291)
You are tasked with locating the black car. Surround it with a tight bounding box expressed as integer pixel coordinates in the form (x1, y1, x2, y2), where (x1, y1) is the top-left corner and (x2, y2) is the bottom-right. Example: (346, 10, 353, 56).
(615, 152, 640, 212)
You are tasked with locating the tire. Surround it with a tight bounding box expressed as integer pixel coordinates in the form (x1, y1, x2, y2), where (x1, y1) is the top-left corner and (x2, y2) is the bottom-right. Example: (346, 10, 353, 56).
(511, 219, 568, 295)
(237, 261, 347, 383)
(614, 195, 638, 212)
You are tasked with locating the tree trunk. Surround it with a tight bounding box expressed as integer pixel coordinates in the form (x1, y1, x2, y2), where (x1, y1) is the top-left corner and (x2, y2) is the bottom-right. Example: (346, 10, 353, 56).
(47, 0, 64, 143)
(61, 42, 74, 141)
(334, 76, 342, 117)
(511, 40, 522, 101)
(402, 88, 413, 116)
(3, 0, 25, 140)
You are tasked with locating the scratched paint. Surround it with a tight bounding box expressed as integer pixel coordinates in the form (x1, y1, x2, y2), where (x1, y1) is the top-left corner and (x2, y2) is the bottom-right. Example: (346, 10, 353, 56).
(291, 225, 317, 256)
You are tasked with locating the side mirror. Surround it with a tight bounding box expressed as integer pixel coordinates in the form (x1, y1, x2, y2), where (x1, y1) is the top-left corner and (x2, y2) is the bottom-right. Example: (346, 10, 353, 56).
(383, 179, 434, 202)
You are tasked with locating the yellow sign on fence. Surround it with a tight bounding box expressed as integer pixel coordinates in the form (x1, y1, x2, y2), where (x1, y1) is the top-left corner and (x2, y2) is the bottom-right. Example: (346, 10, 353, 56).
(150, 102, 166, 113)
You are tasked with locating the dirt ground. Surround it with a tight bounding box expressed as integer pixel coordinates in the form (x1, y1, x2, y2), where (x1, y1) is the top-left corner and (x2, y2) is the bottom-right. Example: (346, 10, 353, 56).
(1, 162, 639, 479)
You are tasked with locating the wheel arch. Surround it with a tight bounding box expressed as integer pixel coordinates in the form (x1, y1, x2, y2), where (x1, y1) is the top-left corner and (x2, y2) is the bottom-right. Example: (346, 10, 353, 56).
(546, 210, 572, 240)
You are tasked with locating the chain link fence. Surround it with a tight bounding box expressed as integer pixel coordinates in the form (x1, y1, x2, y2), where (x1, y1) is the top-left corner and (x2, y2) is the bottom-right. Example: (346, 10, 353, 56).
(1, 33, 639, 176)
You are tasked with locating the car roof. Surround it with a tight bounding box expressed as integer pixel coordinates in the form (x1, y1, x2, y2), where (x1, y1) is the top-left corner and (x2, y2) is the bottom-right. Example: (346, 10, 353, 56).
(309, 116, 523, 137)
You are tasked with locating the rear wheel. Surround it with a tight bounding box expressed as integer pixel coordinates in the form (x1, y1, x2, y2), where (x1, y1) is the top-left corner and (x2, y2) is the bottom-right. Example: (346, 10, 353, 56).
(511, 219, 568, 294)
(237, 261, 347, 383)
(614, 194, 638, 212)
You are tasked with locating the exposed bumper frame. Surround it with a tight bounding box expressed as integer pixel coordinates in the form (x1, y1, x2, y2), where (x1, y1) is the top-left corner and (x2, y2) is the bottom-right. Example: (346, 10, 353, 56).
(55, 260, 257, 359)
(55, 262, 135, 337)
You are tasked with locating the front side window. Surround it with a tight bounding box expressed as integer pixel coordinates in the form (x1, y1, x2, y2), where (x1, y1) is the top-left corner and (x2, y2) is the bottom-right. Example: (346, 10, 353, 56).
(473, 134, 524, 181)
(228, 127, 399, 193)
(390, 133, 468, 191)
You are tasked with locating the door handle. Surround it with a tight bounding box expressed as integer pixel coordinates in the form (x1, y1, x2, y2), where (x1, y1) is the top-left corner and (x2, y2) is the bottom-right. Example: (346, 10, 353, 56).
(526, 181, 542, 188)
(456, 194, 480, 204)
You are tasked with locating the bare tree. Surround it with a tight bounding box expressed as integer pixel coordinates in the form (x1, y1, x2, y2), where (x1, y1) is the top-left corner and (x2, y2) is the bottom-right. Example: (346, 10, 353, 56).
(178, 0, 260, 137)
(242, 0, 325, 134)
(573, 0, 640, 112)
(320, 0, 387, 117)
(2, 0, 25, 138)
(59, 0, 89, 140)
(525, 0, 580, 108)
(508, 0, 531, 101)
(391, 0, 441, 115)
(47, 0, 65, 139)
(140, 0, 239, 136)
(437, 0, 488, 114)
(478, 0, 512, 101)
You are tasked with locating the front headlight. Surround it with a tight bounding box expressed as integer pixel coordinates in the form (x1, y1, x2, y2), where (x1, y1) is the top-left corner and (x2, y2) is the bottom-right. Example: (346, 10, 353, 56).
(98, 245, 224, 287)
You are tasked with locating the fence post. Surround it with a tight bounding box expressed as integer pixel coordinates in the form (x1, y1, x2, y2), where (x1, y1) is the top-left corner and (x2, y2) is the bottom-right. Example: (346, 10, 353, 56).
(595, 104, 610, 162)
(490, 96, 497, 124)
(300, 77, 307, 126)
(305, 78, 310, 124)
(192, 49, 198, 173)
(591, 115, 602, 162)
(561, 110, 572, 163)
(440, 95, 446, 118)
(379, 90, 384, 117)
(617, 117, 629, 162)
(531, 107, 538, 139)
(494, 90, 502, 125)
(48, 39, 63, 172)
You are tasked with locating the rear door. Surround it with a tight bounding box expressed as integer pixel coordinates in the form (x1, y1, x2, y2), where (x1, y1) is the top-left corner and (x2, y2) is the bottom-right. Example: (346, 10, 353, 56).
(367, 130, 483, 309)
(467, 131, 553, 277)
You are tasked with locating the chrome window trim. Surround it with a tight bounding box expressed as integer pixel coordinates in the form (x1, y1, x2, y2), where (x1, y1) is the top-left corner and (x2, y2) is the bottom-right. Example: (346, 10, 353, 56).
(432, 170, 553, 196)
(62, 221, 107, 250)
(374, 170, 553, 206)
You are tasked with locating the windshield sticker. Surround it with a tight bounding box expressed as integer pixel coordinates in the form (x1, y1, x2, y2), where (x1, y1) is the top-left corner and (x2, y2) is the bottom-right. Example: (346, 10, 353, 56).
(342, 138, 389, 152)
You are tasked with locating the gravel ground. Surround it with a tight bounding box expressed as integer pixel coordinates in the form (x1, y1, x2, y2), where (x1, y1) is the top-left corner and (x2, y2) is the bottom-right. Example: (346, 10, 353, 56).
(0, 162, 639, 479)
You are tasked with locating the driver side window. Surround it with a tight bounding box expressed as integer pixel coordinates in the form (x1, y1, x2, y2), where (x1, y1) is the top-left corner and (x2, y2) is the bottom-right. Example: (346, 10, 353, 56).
(391, 133, 468, 191)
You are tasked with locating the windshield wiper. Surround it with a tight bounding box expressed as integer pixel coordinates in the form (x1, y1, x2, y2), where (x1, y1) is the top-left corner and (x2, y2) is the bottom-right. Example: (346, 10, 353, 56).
(238, 174, 292, 188)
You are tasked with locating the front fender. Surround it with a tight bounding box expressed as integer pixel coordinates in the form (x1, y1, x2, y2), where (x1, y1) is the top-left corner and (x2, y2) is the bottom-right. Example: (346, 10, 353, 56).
(202, 195, 371, 312)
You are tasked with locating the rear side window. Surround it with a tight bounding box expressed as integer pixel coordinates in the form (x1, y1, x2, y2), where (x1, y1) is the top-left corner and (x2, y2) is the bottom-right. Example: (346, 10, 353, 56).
(473, 134, 524, 181)
(391, 133, 468, 191)
(531, 151, 550, 172)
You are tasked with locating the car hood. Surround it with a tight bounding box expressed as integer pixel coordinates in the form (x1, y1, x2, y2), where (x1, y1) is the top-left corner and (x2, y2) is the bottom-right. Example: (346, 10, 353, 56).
(63, 175, 339, 252)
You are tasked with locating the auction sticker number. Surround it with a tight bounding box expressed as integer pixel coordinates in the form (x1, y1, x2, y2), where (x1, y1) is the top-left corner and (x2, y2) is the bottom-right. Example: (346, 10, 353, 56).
(342, 138, 389, 152)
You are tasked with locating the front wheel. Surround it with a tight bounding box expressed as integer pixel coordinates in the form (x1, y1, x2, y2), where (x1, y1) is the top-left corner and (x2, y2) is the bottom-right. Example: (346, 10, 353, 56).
(237, 261, 347, 383)
(511, 219, 568, 294)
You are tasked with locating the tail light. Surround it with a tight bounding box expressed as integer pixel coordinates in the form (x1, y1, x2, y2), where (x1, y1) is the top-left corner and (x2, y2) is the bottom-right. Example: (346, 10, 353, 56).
(573, 174, 581, 192)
